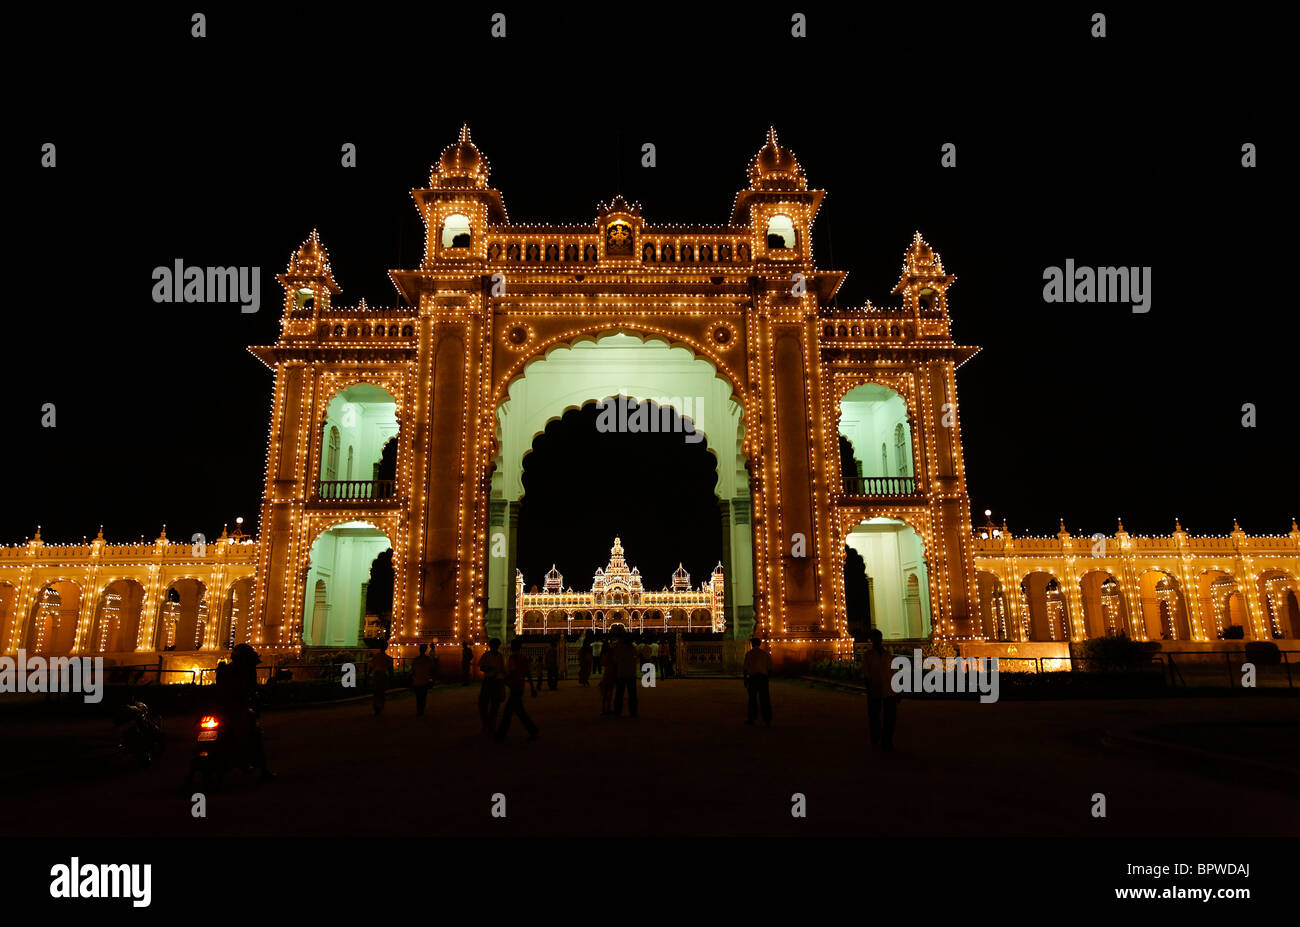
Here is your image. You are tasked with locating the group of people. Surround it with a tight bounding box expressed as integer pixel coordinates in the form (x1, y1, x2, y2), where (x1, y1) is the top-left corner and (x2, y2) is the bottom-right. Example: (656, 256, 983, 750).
(364, 628, 903, 750)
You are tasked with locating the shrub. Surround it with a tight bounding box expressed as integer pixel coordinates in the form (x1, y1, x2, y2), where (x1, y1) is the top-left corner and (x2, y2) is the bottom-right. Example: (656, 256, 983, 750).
(1243, 641, 1281, 665)
(1073, 635, 1161, 672)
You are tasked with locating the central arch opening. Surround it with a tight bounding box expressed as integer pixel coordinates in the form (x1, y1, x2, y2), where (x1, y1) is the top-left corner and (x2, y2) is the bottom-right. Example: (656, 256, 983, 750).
(488, 332, 754, 642)
(516, 401, 723, 633)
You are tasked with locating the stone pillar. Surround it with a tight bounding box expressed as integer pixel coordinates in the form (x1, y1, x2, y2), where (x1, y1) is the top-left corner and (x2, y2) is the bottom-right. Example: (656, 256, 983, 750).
(503, 501, 520, 642)
(486, 498, 509, 642)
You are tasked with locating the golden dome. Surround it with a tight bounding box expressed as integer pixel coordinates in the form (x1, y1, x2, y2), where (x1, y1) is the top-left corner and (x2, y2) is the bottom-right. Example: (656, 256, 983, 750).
(748, 126, 806, 190)
(434, 124, 490, 186)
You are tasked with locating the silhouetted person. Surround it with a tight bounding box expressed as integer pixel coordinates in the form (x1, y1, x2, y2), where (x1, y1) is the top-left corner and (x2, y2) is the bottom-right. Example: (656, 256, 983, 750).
(599, 643, 616, 714)
(461, 642, 474, 685)
(863, 629, 898, 750)
(612, 633, 640, 717)
(497, 638, 539, 741)
(578, 637, 593, 686)
(411, 643, 434, 716)
(370, 645, 394, 715)
(478, 638, 506, 732)
(742, 637, 773, 726)
(545, 640, 559, 691)
(214, 643, 274, 779)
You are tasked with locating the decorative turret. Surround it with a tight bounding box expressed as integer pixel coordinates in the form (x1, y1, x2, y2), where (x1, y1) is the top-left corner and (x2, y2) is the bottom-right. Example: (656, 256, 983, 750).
(278, 229, 341, 316)
(732, 127, 826, 279)
(544, 564, 563, 593)
(399, 125, 508, 287)
(672, 562, 691, 591)
(891, 231, 955, 317)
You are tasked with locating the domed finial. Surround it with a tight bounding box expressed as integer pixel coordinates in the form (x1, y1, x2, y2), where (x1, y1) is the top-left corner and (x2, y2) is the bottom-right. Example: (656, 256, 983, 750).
(435, 125, 489, 185)
(1233, 518, 1242, 532)
(95, 525, 104, 541)
(748, 126, 805, 190)
(1175, 518, 1184, 533)
(33, 525, 41, 541)
(1116, 517, 1125, 533)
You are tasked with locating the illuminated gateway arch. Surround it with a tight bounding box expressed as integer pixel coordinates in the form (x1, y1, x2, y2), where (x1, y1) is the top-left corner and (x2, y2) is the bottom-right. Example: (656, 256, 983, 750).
(244, 124, 982, 667)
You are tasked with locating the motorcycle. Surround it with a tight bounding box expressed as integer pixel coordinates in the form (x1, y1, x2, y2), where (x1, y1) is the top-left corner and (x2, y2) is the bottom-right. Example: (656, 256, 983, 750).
(115, 700, 165, 767)
(187, 701, 268, 790)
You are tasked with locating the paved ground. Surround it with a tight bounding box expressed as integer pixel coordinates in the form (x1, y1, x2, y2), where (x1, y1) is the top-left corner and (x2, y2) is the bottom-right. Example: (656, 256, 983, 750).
(1, 680, 1297, 837)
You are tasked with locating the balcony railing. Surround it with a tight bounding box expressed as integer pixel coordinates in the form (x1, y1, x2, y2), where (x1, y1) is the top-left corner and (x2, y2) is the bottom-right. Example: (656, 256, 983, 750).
(841, 476, 919, 496)
(315, 480, 397, 502)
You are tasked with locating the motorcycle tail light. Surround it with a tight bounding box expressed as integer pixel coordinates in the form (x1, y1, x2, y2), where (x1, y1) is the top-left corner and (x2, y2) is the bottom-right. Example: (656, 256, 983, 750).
(199, 715, 220, 730)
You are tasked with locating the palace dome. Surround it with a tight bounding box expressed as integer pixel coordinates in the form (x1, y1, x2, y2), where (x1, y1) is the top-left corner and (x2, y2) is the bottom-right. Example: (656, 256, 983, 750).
(434, 124, 490, 186)
(748, 126, 806, 190)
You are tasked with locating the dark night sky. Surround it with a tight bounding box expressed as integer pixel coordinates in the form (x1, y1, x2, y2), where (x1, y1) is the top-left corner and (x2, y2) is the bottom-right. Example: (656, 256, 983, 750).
(7, 7, 1294, 561)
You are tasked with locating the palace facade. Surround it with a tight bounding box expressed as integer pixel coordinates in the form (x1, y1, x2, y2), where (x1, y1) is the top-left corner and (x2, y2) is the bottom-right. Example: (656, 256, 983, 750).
(970, 517, 1300, 655)
(516, 538, 726, 636)
(3, 126, 1296, 670)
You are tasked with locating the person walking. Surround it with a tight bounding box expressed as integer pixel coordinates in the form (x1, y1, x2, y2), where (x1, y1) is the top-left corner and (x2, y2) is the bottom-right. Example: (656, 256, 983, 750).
(862, 629, 899, 750)
(410, 643, 434, 716)
(742, 637, 773, 726)
(461, 642, 474, 686)
(545, 639, 559, 691)
(578, 636, 593, 686)
(599, 640, 616, 714)
(612, 632, 640, 717)
(477, 638, 506, 733)
(496, 638, 539, 742)
(370, 645, 394, 715)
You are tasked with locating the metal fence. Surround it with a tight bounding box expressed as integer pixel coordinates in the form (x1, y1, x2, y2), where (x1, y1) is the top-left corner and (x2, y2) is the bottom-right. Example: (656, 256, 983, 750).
(818, 649, 1296, 689)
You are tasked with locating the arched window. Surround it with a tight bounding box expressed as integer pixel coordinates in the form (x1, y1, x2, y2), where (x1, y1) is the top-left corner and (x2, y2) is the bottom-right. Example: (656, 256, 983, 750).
(894, 423, 909, 476)
(766, 214, 796, 249)
(441, 214, 472, 248)
(326, 427, 340, 481)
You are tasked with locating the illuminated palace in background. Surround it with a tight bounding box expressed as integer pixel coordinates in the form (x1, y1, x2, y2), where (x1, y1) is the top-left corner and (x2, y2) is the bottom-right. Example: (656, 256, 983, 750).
(516, 538, 726, 636)
(1, 126, 1297, 671)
